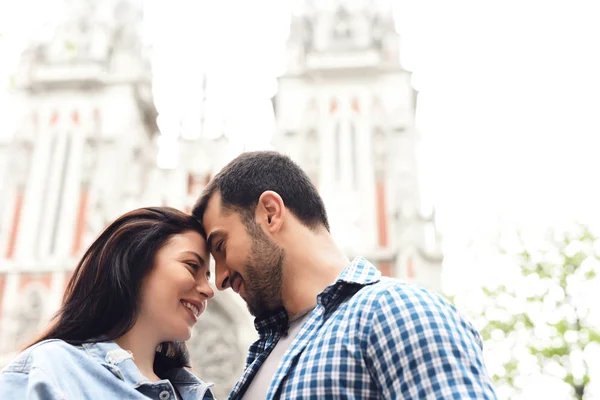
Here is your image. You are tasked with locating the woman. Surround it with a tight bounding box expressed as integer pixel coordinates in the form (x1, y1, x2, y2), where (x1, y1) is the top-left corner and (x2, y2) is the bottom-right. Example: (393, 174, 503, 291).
(0, 207, 216, 399)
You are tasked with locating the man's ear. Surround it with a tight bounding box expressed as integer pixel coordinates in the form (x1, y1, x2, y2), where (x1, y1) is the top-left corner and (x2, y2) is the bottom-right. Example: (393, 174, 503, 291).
(257, 191, 285, 233)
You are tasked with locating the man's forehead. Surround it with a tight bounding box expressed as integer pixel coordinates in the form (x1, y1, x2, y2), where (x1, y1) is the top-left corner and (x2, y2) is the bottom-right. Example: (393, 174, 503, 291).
(202, 192, 236, 231)
(202, 193, 223, 227)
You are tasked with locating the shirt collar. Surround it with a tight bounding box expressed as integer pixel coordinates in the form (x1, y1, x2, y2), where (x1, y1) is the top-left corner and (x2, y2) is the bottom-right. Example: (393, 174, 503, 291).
(254, 307, 289, 336)
(317, 257, 381, 309)
(253, 257, 381, 335)
(332, 256, 381, 286)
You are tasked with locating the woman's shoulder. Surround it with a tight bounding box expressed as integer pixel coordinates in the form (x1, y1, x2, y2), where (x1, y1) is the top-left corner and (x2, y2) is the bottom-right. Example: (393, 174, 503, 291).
(0, 340, 94, 399)
(2, 339, 83, 374)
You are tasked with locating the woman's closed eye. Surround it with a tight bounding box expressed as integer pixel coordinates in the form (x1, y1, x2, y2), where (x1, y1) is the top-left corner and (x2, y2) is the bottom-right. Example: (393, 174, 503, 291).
(216, 240, 226, 254)
(184, 261, 199, 271)
(184, 261, 210, 281)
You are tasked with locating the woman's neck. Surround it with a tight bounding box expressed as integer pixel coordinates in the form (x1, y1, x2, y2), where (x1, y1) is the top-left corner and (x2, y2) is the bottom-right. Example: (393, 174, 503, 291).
(115, 323, 161, 382)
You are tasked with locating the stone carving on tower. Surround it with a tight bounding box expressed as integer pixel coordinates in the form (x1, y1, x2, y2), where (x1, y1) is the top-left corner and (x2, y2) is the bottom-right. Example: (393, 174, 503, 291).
(12, 283, 46, 350)
(0, 1, 256, 394)
(274, 0, 444, 291)
(187, 300, 248, 400)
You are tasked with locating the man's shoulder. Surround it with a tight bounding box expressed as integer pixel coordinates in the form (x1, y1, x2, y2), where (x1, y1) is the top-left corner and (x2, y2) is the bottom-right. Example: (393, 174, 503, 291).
(353, 277, 448, 307)
(345, 278, 482, 347)
(345, 278, 457, 323)
(2, 339, 83, 374)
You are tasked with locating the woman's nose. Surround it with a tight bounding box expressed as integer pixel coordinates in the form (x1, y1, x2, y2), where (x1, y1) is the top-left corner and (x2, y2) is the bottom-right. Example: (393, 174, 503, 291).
(197, 278, 215, 300)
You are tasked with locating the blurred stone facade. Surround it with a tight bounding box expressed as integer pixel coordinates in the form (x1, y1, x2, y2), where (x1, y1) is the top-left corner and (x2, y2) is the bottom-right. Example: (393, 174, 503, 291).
(0, 1, 442, 398)
(275, 0, 443, 286)
(0, 2, 251, 398)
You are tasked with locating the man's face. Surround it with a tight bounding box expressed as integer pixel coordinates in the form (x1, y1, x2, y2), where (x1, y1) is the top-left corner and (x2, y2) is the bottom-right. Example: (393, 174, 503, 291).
(202, 192, 284, 317)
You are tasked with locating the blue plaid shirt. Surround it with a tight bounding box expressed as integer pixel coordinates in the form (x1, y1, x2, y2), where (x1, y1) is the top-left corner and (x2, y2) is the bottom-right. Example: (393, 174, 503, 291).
(230, 257, 497, 399)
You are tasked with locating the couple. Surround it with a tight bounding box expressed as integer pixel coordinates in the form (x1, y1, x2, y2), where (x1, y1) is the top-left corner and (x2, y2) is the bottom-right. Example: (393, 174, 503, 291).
(0, 151, 498, 399)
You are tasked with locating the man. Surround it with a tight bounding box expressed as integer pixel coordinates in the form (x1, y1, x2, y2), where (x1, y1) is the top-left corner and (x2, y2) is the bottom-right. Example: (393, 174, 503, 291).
(193, 151, 497, 399)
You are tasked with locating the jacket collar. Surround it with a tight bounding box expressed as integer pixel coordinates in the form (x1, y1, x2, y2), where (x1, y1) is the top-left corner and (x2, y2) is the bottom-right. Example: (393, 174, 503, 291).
(81, 341, 210, 389)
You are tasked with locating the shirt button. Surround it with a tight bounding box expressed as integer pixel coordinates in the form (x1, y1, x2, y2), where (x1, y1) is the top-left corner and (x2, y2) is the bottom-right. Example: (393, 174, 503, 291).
(158, 390, 170, 400)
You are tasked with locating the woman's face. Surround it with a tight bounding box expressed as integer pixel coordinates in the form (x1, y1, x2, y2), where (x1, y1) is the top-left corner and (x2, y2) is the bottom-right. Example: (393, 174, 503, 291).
(137, 230, 214, 342)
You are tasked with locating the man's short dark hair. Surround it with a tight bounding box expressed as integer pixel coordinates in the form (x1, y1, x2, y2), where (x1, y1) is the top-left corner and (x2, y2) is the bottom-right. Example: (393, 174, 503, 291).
(192, 151, 330, 232)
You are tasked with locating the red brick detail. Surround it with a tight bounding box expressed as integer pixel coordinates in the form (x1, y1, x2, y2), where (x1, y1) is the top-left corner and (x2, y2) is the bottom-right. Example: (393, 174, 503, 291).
(378, 261, 392, 277)
(376, 180, 388, 247)
(18, 273, 52, 291)
(406, 257, 415, 280)
(187, 173, 194, 196)
(72, 190, 88, 256)
(0, 274, 5, 319)
(50, 110, 59, 126)
(6, 191, 24, 259)
(330, 98, 338, 114)
(351, 97, 360, 113)
(71, 110, 79, 125)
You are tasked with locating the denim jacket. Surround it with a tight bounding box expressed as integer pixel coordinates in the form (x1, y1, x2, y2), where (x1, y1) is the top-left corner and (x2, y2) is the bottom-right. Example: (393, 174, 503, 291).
(0, 339, 215, 400)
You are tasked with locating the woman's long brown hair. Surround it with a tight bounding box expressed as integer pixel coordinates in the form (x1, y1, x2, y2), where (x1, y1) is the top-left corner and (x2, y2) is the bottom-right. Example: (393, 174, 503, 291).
(27, 207, 205, 374)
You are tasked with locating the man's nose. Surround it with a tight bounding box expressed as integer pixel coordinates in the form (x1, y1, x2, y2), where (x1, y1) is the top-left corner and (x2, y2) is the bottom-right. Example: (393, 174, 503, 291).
(214, 260, 231, 291)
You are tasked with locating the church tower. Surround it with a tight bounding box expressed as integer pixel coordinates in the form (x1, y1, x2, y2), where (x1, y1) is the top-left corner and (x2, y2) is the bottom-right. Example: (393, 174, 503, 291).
(0, 2, 252, 396)
(274, 0, 443, 291)
(0, 0, 160, 358)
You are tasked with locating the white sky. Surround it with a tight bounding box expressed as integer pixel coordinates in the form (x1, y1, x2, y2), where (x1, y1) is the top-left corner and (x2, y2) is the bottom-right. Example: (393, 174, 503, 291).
(395, 0, 600, 293)
(2, 0, 600, 288)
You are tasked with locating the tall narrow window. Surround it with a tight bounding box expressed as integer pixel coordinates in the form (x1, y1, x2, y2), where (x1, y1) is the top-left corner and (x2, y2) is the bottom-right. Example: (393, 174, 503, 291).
(334, 121, 341, 183)
(50, 133, 73, 254)
(350, 121, 358, 189)
(35, 135, 58, 258)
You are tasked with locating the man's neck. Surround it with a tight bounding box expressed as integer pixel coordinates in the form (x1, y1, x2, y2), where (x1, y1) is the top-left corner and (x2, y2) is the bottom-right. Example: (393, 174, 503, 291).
(281, 230, 349, 317)
(115, 323, 161, 382)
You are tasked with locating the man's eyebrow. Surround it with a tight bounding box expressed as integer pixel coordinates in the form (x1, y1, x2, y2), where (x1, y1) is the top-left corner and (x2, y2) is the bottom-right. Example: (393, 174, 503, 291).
(181, 251, 206, 266)
(206, 230, 225, 253)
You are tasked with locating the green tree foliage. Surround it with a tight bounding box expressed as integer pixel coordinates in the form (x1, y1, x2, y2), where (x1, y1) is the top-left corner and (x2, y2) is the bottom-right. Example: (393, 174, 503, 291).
(456, 225, 600, 399)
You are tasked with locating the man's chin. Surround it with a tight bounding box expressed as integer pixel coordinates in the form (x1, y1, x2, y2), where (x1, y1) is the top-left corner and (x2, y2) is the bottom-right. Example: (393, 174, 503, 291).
(244, 298, 264, 317)
(246, 303, 262, 318)
(246, 301, 281, 318)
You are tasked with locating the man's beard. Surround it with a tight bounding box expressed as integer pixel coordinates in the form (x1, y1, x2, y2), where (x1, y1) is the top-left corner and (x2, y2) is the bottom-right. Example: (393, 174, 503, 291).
(242, 220, 284, 317)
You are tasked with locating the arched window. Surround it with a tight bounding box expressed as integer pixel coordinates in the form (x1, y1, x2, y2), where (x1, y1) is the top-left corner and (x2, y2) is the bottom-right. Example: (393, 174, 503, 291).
(13, 285, 46, 348)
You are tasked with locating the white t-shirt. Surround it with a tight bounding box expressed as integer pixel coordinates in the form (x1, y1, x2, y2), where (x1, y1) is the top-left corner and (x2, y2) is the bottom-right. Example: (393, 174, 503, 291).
(242, 309, 314, 399)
